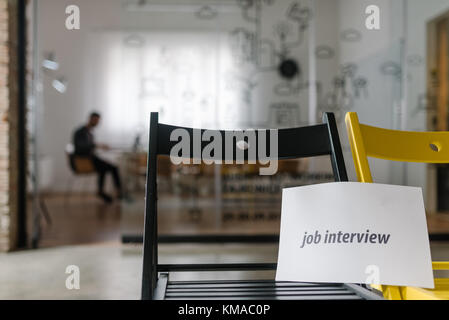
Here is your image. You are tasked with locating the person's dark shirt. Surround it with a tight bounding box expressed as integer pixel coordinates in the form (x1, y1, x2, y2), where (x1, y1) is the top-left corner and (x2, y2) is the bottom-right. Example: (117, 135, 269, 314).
(73, 126, 95, 156)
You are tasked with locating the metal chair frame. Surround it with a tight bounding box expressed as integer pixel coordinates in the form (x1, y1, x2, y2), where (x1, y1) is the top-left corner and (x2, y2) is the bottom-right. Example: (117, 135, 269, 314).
(142, 112, 381, 300)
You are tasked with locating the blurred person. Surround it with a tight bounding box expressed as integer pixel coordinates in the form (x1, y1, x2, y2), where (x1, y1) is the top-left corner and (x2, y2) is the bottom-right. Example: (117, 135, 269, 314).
(72, 112, 122, 203)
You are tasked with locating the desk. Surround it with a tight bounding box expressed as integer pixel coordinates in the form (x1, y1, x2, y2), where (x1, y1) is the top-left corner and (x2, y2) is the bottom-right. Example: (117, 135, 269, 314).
(119, 151, 147, 193)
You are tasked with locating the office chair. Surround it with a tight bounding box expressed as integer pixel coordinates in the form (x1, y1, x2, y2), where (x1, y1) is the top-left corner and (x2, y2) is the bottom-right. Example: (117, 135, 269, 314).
(65, 143, 96, 202)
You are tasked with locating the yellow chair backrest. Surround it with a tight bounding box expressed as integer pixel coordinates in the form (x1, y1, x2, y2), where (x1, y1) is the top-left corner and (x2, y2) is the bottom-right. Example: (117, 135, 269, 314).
(345, 112, 449, 300)
(345, 112, 449, 183)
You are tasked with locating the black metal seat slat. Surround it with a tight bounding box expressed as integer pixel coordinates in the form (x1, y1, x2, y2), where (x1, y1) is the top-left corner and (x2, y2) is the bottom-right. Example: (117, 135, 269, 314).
(167, 284, 342, 290)
(166, 290, 354, 296)
(161, 279, 379, 300)
(142, 112, 382, 300)
(168, 280, 313, 286)
(166, 293, 359, 298)
(166, 287, 349, 293)
(166, 280, 345, 290)
(166, 295, 363, 301)
(165, 285, 363, 300)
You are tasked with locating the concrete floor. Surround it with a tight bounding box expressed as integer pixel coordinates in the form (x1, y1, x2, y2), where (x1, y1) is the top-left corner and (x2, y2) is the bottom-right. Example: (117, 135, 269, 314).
(33, 194, 449, 249)
(1, 241, 448, 300)
(0, 242, 277, 300)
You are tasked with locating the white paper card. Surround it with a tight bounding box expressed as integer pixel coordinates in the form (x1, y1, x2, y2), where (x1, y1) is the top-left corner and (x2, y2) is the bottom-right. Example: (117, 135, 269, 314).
(276, 182, 434, 288)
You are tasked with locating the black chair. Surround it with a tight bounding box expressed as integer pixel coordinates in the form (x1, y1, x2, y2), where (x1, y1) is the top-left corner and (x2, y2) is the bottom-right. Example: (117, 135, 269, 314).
(142, 112, 382, 300)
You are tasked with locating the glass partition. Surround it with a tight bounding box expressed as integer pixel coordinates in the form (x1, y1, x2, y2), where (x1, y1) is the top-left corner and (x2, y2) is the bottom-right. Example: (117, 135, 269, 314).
(30, 0, 449, 247)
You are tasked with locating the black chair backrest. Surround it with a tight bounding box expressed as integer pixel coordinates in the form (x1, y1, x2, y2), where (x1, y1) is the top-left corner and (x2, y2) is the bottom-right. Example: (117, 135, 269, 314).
(141, 112, 348, 299)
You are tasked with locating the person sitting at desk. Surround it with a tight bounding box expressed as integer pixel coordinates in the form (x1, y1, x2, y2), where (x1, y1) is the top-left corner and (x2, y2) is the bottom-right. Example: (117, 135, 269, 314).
(73, 111, 122, 203)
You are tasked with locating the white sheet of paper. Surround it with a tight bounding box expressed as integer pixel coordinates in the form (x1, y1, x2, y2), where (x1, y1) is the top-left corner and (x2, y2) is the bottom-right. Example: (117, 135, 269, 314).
(276, 182, 434, 288)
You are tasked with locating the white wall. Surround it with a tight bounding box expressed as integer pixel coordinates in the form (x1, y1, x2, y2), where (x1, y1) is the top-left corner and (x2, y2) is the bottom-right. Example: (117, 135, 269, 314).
(332, 0, 403, 184)
(404, 0, 449, 194)
(36, 0, 127, 191)
(317, 0, 449, 198)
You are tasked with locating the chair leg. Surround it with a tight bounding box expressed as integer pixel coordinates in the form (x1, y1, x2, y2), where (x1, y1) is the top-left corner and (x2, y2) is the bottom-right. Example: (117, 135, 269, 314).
(83, 178, 88, 201)
(82, 177, 93, 206)
(39, 196, 52, 226)
(65, 177, 74, 206)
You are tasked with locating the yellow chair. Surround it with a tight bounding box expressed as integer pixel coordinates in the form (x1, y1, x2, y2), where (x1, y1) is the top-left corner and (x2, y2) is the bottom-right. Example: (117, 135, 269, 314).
(345, 111, 449, 300)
